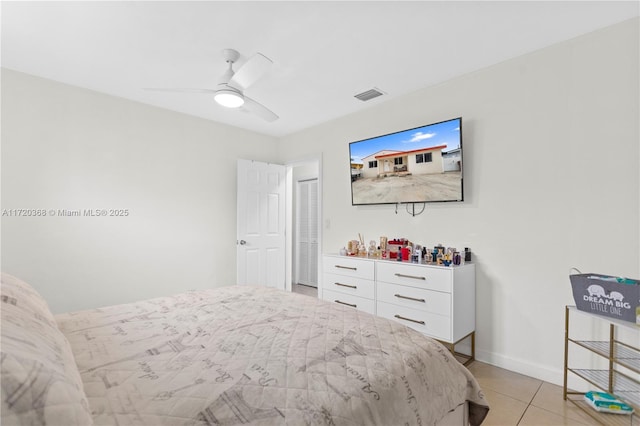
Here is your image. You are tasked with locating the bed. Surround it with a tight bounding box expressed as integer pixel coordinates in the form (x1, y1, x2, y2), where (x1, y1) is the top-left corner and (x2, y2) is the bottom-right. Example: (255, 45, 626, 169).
(1, 272, 489, 425)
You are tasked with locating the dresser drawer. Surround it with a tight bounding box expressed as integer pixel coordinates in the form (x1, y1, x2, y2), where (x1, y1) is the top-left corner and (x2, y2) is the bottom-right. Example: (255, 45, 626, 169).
(323, 273, 374, 300)
(376, 282, 450, 317)
(323, 256, 375, 280)
(376, 301, 451, 341)
(322, 289, 375, 315)
(376, 261, 452, 292)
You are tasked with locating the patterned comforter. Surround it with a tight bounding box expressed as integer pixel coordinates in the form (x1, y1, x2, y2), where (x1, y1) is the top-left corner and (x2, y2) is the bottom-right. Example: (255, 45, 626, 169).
(56, 285, 489, 425)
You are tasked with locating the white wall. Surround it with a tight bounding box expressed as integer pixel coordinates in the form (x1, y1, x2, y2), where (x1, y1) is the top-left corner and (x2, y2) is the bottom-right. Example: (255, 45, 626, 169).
(277, 18, 639, 386)
(1, 69, 278, 313)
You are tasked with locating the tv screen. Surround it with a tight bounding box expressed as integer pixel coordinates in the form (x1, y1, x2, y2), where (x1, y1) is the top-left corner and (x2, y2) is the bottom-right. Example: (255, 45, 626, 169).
(349, 117, 463, 205)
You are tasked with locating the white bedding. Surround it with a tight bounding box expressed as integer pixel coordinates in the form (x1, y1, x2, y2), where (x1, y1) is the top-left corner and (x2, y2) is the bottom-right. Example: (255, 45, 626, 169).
(1, 273, 93, 425)
(56, 285, 489, 425)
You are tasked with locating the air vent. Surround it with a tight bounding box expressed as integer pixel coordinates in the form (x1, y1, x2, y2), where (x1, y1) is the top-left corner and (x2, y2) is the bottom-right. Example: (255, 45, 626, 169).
(354, 88, 385, 102)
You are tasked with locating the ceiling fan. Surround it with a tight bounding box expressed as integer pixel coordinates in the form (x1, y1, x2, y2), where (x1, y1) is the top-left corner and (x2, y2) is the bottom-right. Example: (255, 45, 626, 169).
(146, 48, 278, 122)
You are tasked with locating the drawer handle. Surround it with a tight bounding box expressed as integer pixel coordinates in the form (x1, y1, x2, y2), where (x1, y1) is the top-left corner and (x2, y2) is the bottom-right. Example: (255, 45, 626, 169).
(335, 265, 357, 271)
(394, 314, 425, 325)
(335, 300, 357, 308)
(394, 294, 426, 303)
(394, 273, 426, 280)
(335, 282, 357, 289)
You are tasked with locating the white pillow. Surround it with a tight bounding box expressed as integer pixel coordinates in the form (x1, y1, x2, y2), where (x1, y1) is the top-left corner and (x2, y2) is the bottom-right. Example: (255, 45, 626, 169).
(1, 273, 93, 425)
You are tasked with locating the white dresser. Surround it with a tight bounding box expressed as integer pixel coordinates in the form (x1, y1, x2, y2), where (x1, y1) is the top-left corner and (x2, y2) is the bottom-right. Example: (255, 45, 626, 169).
(322, 255, 376, 314)
(322, 254, 476, 362)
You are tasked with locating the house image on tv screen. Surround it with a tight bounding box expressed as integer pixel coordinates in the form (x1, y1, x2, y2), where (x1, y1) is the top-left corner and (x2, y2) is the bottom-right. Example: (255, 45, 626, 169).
(442, 148, 462, 172)
(360, 145, 455, 178)
(349, 117, 463, 205)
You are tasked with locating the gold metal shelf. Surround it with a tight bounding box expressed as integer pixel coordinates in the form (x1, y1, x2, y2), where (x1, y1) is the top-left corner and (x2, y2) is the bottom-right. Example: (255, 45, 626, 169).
(568, 368, 640, 408)
(570, 340, 640, 373)
(565, 396, 640, 426)
(564, 306, 639, 425)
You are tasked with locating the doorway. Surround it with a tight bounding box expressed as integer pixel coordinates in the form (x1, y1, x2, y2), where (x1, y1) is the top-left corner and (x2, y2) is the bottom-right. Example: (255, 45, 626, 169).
(295, 178, 318, 288)
(236, 159, 286, 288)
(286, 157, 321, 297)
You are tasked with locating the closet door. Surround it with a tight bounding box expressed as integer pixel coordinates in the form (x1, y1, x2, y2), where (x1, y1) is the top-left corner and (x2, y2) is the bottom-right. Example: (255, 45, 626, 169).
(296, 179, 318, 287)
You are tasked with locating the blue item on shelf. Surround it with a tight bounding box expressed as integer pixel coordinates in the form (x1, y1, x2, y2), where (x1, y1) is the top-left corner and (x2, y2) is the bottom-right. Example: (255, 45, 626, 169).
(583, 391, 634, 414)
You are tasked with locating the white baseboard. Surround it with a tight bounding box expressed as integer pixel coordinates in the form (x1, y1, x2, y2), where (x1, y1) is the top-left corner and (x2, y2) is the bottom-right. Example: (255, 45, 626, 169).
(475, 349, 590, 393)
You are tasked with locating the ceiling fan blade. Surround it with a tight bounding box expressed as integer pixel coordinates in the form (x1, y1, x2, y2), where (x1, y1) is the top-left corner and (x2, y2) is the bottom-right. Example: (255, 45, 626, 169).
(243, 95, 279, 122)
(143, 88, 215, 94)
(228, 53, 273, 91)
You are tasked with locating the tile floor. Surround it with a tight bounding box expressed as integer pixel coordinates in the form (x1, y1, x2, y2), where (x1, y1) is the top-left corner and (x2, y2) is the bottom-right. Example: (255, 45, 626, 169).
(468, 361, 638, 425)
(292, 283, 318, 297)
(290, 285, 638, 425)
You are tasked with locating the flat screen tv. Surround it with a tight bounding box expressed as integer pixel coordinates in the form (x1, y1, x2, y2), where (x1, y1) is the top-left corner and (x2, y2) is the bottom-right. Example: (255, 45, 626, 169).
(349, 117, 463, 205)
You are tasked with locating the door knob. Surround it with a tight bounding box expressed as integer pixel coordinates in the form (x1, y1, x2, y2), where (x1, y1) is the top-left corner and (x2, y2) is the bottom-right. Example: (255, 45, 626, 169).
(238, 240, 247, 245)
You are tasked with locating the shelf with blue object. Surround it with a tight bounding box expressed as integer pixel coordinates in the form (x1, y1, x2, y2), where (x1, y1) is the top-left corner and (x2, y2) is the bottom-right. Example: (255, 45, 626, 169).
(563, 306, 639, 425)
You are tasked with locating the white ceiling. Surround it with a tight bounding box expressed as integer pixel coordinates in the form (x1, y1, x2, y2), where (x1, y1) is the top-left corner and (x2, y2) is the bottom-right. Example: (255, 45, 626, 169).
(2, 1, 638, 138)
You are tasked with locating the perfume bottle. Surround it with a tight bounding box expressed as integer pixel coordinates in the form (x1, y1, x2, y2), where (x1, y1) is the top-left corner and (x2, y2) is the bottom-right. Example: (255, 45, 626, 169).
(368, 240, 377, 257)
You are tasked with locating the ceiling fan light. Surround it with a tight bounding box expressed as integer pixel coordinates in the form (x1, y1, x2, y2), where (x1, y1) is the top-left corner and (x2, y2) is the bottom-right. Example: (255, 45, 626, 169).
(214, 89, 244, 108)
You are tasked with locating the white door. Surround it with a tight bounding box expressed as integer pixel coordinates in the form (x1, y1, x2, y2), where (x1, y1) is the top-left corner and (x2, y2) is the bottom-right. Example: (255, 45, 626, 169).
(295, 179, 319, 287)
(237, 159, 286, 289)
